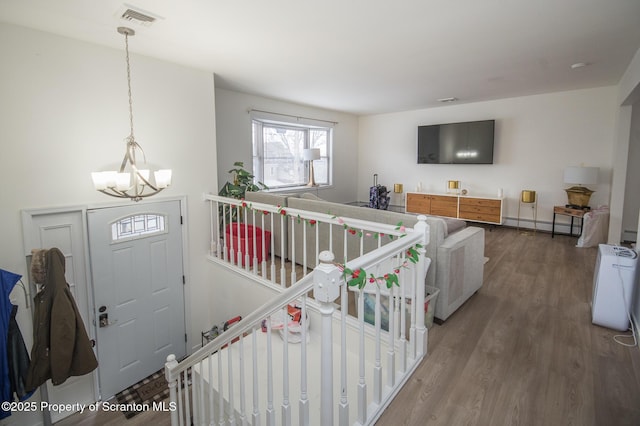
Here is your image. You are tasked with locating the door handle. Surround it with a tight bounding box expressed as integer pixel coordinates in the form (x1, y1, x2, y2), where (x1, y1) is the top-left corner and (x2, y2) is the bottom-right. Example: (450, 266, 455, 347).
(98, 305, 117, 327)
(99, 313, 109, 327)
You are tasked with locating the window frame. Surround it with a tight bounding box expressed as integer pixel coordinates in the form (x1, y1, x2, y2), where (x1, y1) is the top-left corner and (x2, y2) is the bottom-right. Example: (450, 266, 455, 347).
(252, 117, 333, 191)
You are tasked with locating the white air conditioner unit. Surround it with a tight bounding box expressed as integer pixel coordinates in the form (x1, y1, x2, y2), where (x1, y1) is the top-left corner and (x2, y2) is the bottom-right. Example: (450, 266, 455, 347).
(591, 244, 638, 331)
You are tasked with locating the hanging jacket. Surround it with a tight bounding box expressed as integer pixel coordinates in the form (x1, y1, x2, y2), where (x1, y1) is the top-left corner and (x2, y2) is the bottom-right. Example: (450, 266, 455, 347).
(8, 305, 33, 401)
(25, 248, 98, 391)
(1, 269, 33, 420)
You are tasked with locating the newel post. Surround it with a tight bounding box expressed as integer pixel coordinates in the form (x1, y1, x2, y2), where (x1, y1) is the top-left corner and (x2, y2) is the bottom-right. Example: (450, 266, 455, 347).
(313, 251, 342, 426)
(414, 215, 430, 357)
(165, 354, 179, 426)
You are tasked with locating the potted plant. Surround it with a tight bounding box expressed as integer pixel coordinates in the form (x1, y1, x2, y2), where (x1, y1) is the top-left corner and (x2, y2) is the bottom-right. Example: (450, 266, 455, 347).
(218, 163, 270, 263)
(219, 161, 268, 199)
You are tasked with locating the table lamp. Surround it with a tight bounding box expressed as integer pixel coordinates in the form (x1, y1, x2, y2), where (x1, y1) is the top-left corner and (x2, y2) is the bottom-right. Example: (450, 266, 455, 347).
(564, 166, 598, 209)
(303, 148, 321, 187)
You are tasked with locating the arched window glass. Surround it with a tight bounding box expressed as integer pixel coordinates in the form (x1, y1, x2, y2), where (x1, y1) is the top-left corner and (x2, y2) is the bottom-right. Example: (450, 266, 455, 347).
(111, 214, 166, 242)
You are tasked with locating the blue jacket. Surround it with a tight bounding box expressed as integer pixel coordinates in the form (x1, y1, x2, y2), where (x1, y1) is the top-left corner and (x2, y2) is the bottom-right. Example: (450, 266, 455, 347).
(1, 269, 33, 420)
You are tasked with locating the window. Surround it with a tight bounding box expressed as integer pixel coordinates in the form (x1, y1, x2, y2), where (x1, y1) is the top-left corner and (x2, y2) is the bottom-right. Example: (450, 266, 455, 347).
(111, 214, 166, 242)
(252, 118, 332, 190)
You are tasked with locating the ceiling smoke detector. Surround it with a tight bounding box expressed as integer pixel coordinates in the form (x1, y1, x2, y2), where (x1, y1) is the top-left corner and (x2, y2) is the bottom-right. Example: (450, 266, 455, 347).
(116, 4, 162, 27)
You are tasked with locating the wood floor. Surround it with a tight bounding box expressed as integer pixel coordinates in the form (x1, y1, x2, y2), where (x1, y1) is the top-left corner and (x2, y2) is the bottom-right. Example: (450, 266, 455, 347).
(377, 226, 640, 426)
(56, 226, 640, 425)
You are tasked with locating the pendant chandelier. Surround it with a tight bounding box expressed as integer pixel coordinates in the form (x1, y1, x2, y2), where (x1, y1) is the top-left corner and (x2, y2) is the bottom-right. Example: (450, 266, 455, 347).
(91, 27, 171, 202)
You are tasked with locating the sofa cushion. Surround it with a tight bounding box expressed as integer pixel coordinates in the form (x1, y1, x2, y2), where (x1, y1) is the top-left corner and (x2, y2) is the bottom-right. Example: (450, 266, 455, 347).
(300, 192, 324, 201)
(442, 217, 466, 236)
(244, 192, 291, 258)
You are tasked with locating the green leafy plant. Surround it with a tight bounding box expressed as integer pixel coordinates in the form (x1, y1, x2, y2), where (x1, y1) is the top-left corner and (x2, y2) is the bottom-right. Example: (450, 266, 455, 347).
(218, 162, 268, 229)
(218, 161, 268, 199)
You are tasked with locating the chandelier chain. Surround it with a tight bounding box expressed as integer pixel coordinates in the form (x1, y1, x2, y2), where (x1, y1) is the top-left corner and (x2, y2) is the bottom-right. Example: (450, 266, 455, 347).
(124, 32, 135, 140)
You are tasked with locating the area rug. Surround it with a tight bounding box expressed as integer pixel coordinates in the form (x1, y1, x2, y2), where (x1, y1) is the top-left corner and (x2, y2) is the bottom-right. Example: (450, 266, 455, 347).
(115, 368, 189, 419)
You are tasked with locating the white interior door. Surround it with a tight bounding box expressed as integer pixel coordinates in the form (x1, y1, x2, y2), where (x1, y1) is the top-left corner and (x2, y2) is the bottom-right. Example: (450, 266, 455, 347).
(21, 209, 96, 423)
(88, 200, 186, 400)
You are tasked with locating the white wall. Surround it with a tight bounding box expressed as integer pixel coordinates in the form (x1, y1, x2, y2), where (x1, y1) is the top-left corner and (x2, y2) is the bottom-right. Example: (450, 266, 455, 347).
(0, 24, 217, 425)
(215, 87, 360, 203)
(357, 87, 618, 230)
(622, 106, 640, 242)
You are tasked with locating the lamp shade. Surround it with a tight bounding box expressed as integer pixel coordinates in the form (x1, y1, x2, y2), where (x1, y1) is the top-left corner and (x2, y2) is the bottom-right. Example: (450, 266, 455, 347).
(303, 148, 321, 161)
(564, 166, 598, 185)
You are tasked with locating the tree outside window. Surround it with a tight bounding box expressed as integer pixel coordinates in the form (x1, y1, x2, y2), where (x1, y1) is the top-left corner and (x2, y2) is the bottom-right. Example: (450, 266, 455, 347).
(252, 119, 332, 189)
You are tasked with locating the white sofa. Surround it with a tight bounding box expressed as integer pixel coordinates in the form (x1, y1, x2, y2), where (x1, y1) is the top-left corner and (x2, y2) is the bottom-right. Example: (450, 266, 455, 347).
(244, 192, 485, 322)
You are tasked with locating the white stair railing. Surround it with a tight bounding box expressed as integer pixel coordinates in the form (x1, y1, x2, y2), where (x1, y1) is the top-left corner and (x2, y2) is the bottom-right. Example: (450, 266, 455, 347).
(204, 194, 426, 288)
(168, 196, 431, 425)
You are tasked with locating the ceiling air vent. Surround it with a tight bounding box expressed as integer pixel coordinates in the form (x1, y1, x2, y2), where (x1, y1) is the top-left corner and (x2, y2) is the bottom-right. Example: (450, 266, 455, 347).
(116, 5, 161, 27)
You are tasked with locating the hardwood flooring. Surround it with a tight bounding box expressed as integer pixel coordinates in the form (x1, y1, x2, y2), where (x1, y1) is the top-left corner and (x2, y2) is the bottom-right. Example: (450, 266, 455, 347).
(56, 226, 640, 425)
(377, 226, 640, 426)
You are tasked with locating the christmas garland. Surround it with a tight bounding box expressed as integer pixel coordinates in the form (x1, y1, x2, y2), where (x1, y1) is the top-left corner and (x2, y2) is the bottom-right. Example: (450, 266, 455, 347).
(228, 200, 424, 289)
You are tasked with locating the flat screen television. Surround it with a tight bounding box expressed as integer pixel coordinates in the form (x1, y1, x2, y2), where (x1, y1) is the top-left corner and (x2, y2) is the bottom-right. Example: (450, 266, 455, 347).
(417, 119, 495, 164)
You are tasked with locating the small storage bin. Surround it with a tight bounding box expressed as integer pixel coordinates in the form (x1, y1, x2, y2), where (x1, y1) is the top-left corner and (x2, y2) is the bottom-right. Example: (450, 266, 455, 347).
(225, 223, 271, 266)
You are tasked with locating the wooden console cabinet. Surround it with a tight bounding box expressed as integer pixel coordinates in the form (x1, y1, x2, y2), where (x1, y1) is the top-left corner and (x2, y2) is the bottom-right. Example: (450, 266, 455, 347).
(406, 192, 503, 225)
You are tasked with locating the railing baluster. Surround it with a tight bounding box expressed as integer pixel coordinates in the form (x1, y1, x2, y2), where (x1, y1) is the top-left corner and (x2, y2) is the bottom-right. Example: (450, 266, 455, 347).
(198, 360, 204, 425)
(387, 256, 397, 388)
(374, 274, 382, 405)
(222, 204, 228, 262)
(252, 209, 258, 274)
(343, 227, 348, 264)
(357, 285, 367, 424)
(244, 212, 250, 271)
(218, 350, 224, 425)
(252, 328, 261, 426)
(228, 344, 236, 425)
(299, 296, 309, 426)
(279, 214, 286, 287)
(210, 201, 215, 256)
(239, 334, 247, 426)
(282, 307, 291, 426)
(178, 373, 184, 426)
(328, 222, 333, 254)
(314, 222, 320, 268)
(261, 212, 267, 278)
(339, 277, 349, 425)
(235, 206, 241, 267)
(290, 217, 296, 285)
(208, 354, 214, 425)
(266, 316, 275, 426)
(303, 219, 308, 276)
(400, 265, 407, 373)
(270, 213, 276, 284)
(185, 368, 192, 426)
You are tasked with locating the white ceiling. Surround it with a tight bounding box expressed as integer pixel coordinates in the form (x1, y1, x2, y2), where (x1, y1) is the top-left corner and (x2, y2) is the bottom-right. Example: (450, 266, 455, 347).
(2, 0, 640, 115)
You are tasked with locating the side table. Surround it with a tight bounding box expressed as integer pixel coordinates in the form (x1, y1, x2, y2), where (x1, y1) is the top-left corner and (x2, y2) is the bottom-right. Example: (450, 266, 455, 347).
(551, 206, 587, 238)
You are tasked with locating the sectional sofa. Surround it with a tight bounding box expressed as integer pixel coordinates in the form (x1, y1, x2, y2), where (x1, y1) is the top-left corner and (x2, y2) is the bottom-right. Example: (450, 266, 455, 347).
(244, 192, 485, 322)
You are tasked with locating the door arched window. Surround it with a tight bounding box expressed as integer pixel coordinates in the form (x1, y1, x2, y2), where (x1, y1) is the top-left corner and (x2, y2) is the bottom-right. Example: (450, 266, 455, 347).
(111, 213, 166, 242)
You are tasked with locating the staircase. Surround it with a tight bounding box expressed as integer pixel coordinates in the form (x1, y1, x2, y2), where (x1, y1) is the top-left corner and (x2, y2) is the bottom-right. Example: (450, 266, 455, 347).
(164, 195, 431, 425)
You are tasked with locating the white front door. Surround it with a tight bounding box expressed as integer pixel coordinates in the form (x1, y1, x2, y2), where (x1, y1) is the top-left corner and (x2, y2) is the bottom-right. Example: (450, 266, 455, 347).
(88, 200, 186, 400)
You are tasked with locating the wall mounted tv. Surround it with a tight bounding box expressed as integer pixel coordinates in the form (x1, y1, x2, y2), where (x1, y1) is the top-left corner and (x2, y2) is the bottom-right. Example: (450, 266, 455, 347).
(417, 119, 495, 164)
